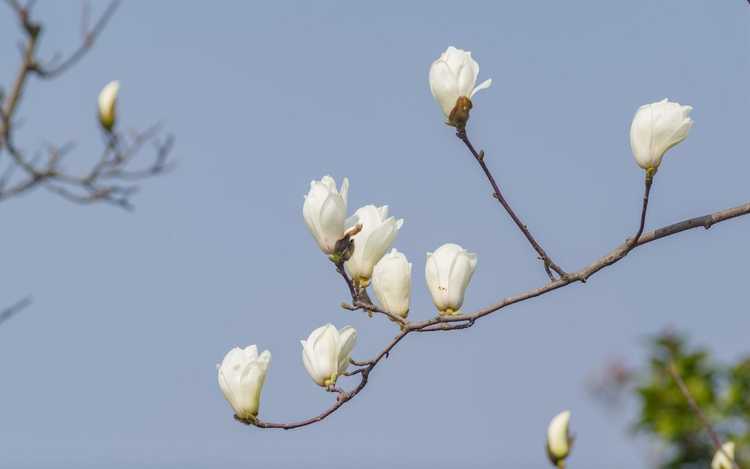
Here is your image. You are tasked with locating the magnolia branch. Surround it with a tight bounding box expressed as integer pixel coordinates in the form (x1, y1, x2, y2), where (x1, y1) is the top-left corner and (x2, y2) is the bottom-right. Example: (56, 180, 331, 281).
(0, 0, 173, 209)
(238, 198, 750, 430)
(456, 128, 566, 280)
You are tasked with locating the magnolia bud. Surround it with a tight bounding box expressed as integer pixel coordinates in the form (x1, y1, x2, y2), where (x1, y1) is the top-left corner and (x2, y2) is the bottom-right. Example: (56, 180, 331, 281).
(546, 410, 573, 466)
(344, 205, 403, 287)
(303, 175, 353, 255)
(629, 98, 693, 172)
(429, 46, 492, 128)
(301, 324, 357, 388)
(217, 345, 271, 420)
(372, 249, 412, 319)
(97, 80, 120, 131)
(712, 442, 736, 469)
(425, 243, 477, 315)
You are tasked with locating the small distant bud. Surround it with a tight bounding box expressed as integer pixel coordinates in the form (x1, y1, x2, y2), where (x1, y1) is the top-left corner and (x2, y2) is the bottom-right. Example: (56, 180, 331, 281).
(712, 442, 736, 469)
(546, 410, 573, 467)
(97, 80, 120, 131)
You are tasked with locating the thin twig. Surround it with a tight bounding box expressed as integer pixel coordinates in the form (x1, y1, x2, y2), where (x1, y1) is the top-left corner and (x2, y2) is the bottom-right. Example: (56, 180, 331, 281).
(31, 1, 121, 79)
(334, 261, 357, 302)
(0, 296, 32, 327)
(630, 172, 653, 247)
(667, 360, 740, 469)
(455, 128, 566, 279)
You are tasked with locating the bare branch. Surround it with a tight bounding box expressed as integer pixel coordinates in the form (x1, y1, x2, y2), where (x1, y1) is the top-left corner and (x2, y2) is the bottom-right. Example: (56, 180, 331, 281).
(456, 128, 566, 279)
(0, 296, 32, 327)
(31, 1, 121, 79)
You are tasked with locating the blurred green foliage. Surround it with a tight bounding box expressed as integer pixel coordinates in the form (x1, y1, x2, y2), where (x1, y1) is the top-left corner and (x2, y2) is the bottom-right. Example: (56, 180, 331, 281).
(630, 332, 750, 468)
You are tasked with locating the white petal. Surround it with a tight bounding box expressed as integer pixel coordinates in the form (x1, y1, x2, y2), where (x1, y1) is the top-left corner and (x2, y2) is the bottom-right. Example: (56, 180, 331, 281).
(336, 326, 357, 374)
(429, 61, 460, 117)
(470, 78, 492, 98)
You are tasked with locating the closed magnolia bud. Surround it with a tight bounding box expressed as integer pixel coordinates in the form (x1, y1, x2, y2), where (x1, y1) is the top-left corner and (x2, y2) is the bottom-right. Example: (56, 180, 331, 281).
(425, 243, 477, 315)
(303, 175, 352, 255)
(372, 249, 412, 319)
(429, 46, 492, 128)
(98, 80, 120, 131)
(712, 442, 736, 469)
(546, 410, 573, 465)
(217, 345, 271, 420)
(344, 205, 403, 287)
(301, 324, 357, 388)
(630, 98, 693, 172)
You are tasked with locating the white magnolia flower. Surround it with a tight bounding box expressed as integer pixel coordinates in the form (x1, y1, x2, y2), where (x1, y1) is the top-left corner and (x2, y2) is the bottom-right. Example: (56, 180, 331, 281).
(371, 249, 412, 318)
(547, 410, 573, 463)
(301, 324, 357, 388)
(98, 80, 120, 131)
(217, 345, 271, 420)
(429, 46, 492, 126)
(303, 175, 351, 255)
(425, 243, 477, 315)
(712, 442, 736, 469)
(630, 98, 694, 171)
(345, 205, 403, 287)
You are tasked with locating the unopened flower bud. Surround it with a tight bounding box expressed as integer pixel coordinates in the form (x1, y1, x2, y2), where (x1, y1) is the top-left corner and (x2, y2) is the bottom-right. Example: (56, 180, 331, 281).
(303, 175, 354, 255)
(301, 324, 357, 388)
(217, 345, 271, 420)
(630, 98, 693, 172)
(429, 46, 492, 129)
(98, 80, 120, 131)
(425, 243, 477, 315)
(372, 249, 412, 319)
(546, 410, 573, 466)
(344, 205, 403, 287)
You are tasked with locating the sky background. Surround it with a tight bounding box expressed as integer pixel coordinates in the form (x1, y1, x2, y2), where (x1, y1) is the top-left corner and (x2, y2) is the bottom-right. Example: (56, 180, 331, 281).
(1, 1, 749, 468)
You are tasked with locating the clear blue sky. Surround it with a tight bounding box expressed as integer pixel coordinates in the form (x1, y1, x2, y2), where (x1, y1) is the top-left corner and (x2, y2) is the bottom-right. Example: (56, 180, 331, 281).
(1, 1, 748, 468)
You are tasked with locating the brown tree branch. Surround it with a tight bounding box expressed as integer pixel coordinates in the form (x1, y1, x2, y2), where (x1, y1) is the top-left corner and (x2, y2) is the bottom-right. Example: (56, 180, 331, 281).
(631, 172, 653, 247)
(0, 0, 40, 139)
(240, 198, 750, 430)
(30, 1, 121, 79)
(666, 360, 740, 469)
(455, 128, 566, 280)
